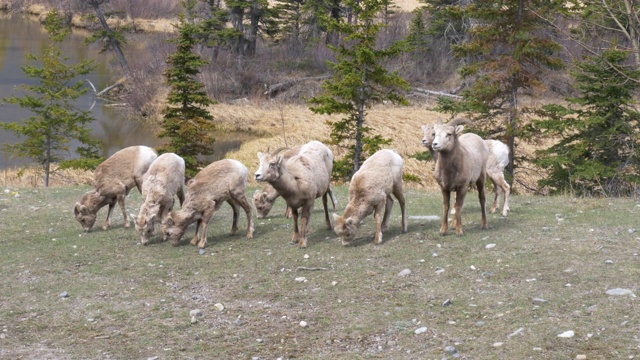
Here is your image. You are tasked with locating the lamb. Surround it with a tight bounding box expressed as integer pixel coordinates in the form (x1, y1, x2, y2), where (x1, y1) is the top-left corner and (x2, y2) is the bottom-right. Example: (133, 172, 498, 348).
(422, 119, 510, 217)
(254, 140, 334, 248)
(431, 123, 489, 236)
(74, 145, 157, 232)
(130, 153, 186, 245)
(161, 159, 254, 249)
(332, 149, 407, 245)
(253, 145, 337, 218)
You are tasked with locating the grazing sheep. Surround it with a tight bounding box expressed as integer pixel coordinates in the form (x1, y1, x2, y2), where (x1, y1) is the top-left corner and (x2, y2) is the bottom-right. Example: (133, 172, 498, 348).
(254, 140, 334, 248)
(161, 159, 254, 249)
(131, 153, 186, 245)
(332, 149, 407, 245)
(431, 123, 489, 236)
(423, 119, 510, 217)
(74, 145, 157, 232)
(253, 146, 337, 218)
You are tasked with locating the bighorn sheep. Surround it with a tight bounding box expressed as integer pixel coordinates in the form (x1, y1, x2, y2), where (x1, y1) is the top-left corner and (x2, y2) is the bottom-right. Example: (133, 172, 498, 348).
(74, 145, 157, 232)
(431, 123, 489, 236)
(130, 153, 186, 245)
(161, 159, 254, 249)
(254, 140, 334, 248)
(253, 145, 337, 218)
(422, 119, 510, 217)
(332, 149, 407, 245)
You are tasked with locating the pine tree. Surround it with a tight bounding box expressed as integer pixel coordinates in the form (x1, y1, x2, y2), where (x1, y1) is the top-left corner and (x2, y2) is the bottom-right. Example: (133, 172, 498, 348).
(437, 0, 563, 181)
(529, 49, 640, 196)
(0, 10, 100, 187)
(309, 0, 410, 179)
(159, 11, 216, 178)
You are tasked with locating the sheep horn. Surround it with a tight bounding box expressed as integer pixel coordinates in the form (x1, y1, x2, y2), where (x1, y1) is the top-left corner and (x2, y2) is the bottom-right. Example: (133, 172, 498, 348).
(270, 147, 289, 156)
(447, 117, 471, 126)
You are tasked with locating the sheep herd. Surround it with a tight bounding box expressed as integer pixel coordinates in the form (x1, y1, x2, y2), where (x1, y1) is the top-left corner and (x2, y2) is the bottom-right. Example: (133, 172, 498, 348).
(73, 119, 510, 249)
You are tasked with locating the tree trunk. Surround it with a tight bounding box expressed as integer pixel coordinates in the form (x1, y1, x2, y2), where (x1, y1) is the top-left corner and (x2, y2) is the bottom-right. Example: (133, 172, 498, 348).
(89, 1, 131, 77)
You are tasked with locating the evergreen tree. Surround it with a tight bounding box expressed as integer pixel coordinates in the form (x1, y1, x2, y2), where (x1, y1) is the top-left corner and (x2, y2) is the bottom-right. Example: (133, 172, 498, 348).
(529, 49, 640, 196)
(159, 11, 216, 178)
(84, 0, 131, 77)
(441, 0, 563, 181)
(309, 0, 410, 179)
(0, 10, 100, 187)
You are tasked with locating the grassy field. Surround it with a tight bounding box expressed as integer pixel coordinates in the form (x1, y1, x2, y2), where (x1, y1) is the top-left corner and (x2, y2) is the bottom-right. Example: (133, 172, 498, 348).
(0, 185, 638, 359)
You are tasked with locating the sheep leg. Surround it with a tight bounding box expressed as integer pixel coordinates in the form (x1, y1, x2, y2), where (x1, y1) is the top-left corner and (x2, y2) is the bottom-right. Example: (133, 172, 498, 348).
(297, 203, 313, 248)
(190, 219, 201, 246)
(499, 179, 510, 217)
(177, 186, 185, 207)
(227, 199, 239, 235)
(452, 189, 467, 236)
(393, 186, 408, 233)
(284, 206, 293, 219)
(476, 177, 488, 230)
(290, 207, 300, 245)
(440, 190, 451, 236)
(102, 200, 116, 231)
(489, 178, 500, 214)
(322, 192, 332, 230)
(232, 193, 254, 239)
(373, 202, 385, 244)
(381, 195, 393, 232)
(117, 195, 130, 229)
(197, 208, 216, 249)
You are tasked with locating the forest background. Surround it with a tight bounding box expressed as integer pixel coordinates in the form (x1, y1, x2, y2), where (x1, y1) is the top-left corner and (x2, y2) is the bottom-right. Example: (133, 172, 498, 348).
(0, 0, 639, 197)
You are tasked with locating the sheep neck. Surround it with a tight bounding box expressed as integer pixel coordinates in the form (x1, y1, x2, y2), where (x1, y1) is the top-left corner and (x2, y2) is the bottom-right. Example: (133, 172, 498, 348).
(435, 140, 467, 191)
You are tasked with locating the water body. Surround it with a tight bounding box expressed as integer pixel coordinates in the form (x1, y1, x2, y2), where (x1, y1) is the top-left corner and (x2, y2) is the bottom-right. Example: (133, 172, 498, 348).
(0, 13, 166, 169)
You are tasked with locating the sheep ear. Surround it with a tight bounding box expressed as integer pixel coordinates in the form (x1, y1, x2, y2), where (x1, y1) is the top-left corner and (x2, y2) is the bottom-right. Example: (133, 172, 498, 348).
(332, 213, 341, 222)
(346, 217, 355, 225)
(187, 178, 195, 187)
(261, 193, 268, 201)
(129, 213, 137, 223)
(436, 118, 443, 125)
(276, 154, 284, 165)
(74, 203, 81, 216)
(421, 125, 427, 132)
(148, 213, 156, 223)
(455, 125, 465, 134)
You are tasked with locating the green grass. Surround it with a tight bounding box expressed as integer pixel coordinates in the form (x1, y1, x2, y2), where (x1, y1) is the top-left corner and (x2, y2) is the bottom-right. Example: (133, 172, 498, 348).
(0, 186, 639, 359)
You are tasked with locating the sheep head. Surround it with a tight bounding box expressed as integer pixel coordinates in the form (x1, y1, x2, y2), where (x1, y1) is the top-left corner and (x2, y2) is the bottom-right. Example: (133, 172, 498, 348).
(73, 191, 105, 232)
(431, 124, 465, 153)
(421, 124, 435, 148)
(254, 152, 284, 182)
(253, 189, 274, 218)
(132, 212, 157, 245)
(332, 213, 359, 245)
(161, 214, 185, 246)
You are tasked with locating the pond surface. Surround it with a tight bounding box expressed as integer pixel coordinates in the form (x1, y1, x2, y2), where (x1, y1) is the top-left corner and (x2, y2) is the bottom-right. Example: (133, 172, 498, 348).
(0, 14, 171, 170)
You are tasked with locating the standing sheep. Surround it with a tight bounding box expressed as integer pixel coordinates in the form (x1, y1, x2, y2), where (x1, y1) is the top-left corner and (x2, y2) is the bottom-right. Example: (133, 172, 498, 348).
(431, 123, 489, 236)
(74, 145, 157, 232)
(254, 140, 334, 248)
(422, 119, 510, 217)
(332, 149, 407, 245)
(253, 146, 337, 218)
(161, 159, 254, 249)
(131, 153, 186, 245)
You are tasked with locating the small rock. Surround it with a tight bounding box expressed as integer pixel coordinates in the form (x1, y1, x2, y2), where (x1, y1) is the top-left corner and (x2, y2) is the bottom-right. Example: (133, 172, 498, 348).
(214, 303, 225, 311)
(190, 316, 198, 324)
(414, 327, 427, 335)
(485, 243, 496, 249)
(605, 288, 636, 297)
(304, 254, 309, 259)
(256, 338, 263, 343)
(576, 355, 587, 360)
(441, 299, 452, 307)
(557, 330, 575, 338)
(299, 321, 308, 327)
(398, 269, 411, 277)
(148, 357, 159, 360)
(444, 345, 457, 354)
(493, 342, 503, 347)
(475, 321, 485, 327)
(331, 281, 338, 286)
(189, 309, 202, 318)
(198, 249, 205, 255)
(532, 298, 548, 304)
(294, 277, 307, 283)
(604, 259, 613, 264)
(59, 291, 69, 298)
